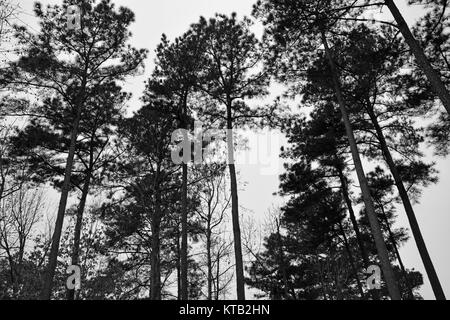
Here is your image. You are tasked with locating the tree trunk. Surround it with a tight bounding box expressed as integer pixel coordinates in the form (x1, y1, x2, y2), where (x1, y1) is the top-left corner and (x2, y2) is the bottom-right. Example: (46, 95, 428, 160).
(180, 162, 188, 300)
(365, 100, 445, 300)
(206, 226, 213, 300)
(150, 190, 162, 300)
(215, 249, 220, 300)
(226, 101, 245, 300)
(180, 94, 189, 300)
(321, 30, 401, 300)
(176, 227, 181, 300)
(336, 163, 370, 267)
(40, 102, 83, 300)
(67, 171, 91, 300)
(0, 156, 5, 202)
(378, 201, 415, 300)
(275, 221, 290, 300)
(338, 221, 366, 299)
(14, 242, 26, 298)
(385, 0, 450, 116)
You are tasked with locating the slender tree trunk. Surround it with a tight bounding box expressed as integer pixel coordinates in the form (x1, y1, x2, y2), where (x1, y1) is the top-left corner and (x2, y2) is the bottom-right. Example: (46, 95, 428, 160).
(215, 250, 220, 300)
(378, 202, 415, 300)
(181, 162, 188, 300)
(321, 30, 401, 300)
(14, 242, 26, 298)
(206, 226, 213, 300)
(0, 157, 5, 202)
(338, 222, 366, 299)
(150, 220, 161, 300)
(384, 0, 450, 116)
(228, 163, 245, 300)
(365, 101, 445, 300)
(176, 227, 181, 300)
(279, 252, 290, 300)
(150, 190, 162, 300)
(336, 163, 380, 299)
(40, 102, 83, 300)
(67, 171, 91, 300)
(180, 95, 189, 300)
(275, 222, 290, 300)
(226, 100, 245, 300)
(336, 163, 370, 267)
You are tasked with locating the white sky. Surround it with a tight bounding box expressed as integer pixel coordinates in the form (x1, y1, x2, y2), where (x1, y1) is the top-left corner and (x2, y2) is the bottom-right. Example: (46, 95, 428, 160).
(12, 0, 450, 300)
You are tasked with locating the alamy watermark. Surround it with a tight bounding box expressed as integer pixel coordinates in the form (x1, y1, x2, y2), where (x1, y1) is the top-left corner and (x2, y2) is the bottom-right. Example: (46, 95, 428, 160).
(67, 5, 81, 31)
(364, 265, 381, 290)
(171, 121, 282, 175)
(66, 265, 81, 291)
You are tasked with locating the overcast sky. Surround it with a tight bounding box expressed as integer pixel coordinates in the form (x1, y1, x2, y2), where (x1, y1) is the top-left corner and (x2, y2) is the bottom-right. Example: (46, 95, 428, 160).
(14, 0, 450, 299)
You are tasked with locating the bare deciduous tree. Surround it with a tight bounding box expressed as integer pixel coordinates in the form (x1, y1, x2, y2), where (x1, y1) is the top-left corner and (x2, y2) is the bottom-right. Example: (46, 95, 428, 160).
(0, 187, 45, 297)
(193, 164, 233, 300)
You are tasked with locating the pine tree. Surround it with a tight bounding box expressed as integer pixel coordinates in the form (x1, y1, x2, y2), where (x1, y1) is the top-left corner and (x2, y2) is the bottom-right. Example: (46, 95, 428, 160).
(151, 30, 206, 299)
(10, 81, 127, 299)
(111, 95, 180, 299)
(254, 0, 401, 299)
(190, 13, 271, 300)
(331, 25, 445, 300)
(8, 0, 146, 299)
(383, 0, 450, 117)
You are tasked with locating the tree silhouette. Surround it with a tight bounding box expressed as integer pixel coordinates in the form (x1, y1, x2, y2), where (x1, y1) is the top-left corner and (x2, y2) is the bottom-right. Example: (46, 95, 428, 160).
(8, 0, 146, 299)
